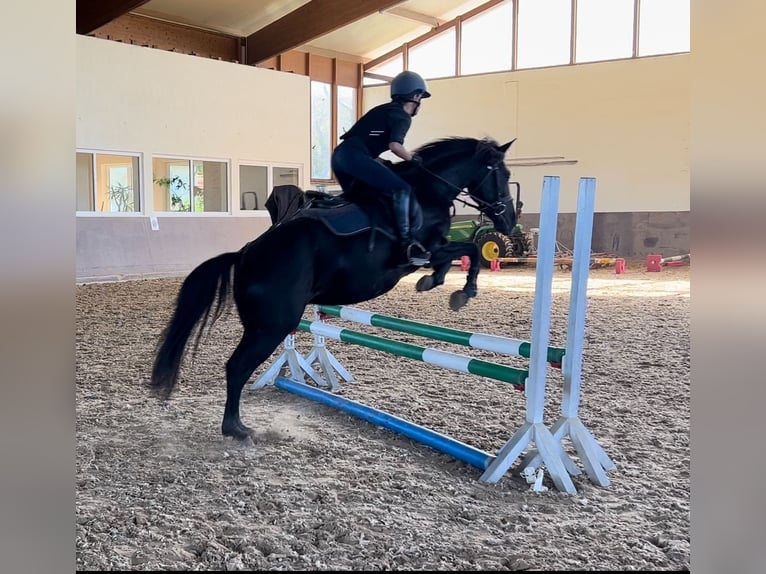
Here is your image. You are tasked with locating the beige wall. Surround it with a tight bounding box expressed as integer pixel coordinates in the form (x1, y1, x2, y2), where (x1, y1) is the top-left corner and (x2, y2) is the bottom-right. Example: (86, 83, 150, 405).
(364, 54, 690, 215)
(76, 216, 274, 282)
(76, 35, 311, 281)
(77, 34, 311, 195)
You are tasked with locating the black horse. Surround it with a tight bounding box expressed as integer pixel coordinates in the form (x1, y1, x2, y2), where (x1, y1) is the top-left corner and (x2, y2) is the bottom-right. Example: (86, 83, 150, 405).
(150, 136, 517, 442)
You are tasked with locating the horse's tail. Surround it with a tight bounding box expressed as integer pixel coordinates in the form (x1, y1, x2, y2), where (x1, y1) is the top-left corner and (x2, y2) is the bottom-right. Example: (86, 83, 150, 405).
(149, 251, 239, 400)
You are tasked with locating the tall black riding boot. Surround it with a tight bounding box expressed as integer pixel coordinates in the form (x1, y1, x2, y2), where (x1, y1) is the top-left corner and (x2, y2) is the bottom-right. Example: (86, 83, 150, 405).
(392, 189, 430, 266)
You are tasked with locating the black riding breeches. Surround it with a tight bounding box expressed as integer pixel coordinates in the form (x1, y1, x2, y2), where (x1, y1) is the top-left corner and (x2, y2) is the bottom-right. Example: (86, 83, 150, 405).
(331, 139, 411, 199)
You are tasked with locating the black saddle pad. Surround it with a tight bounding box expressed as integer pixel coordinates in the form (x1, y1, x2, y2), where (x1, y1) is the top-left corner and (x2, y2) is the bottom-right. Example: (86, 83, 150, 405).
(296, 190, 422, 239)
(294, 200, 394, 239)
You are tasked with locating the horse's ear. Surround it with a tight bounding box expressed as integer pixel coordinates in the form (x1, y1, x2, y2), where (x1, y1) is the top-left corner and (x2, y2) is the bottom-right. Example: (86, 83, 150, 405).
(498, 138, 517, 154)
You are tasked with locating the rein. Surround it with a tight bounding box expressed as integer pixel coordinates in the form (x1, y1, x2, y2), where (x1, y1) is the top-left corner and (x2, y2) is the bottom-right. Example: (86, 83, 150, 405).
(417, 161, 508, 216)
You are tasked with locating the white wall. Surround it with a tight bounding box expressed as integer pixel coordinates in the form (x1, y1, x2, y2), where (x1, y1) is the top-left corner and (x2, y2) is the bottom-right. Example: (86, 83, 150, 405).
(364, 54, 689, 215)
(76, 35, 312, 281)
(76, 34, 312, 208)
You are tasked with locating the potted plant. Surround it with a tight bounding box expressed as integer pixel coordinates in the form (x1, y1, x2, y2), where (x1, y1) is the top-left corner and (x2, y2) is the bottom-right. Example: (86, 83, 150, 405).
(154, 176, 189, 211)
(107, 182, 135, 212)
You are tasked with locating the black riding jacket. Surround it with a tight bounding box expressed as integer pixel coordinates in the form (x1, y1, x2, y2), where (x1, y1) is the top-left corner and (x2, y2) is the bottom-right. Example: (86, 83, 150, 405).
(339, 101, 412, 158)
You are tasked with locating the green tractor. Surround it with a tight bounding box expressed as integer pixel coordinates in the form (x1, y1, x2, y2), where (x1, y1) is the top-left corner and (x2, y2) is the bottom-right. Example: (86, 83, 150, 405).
(447, 182, 532, 268)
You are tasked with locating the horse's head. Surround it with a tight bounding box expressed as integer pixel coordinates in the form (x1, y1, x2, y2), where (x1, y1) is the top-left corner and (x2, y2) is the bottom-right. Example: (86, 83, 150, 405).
(463, 138, 517, 235)
(413, 137, 518, 235)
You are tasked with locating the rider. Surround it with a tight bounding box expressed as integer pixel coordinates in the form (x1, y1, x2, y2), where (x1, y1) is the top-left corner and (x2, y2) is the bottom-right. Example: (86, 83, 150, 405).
(331, 70, 431, 266)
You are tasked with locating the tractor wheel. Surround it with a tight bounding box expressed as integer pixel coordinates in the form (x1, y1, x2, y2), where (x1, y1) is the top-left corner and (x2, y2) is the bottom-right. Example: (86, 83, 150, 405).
(508, 229, 531, 257)
(477, 231, 515, 268)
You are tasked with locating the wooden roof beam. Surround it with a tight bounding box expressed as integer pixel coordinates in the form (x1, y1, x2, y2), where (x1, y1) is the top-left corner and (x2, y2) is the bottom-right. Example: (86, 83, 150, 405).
(246, 0, 405, 65)
(77, 0, 154, 35)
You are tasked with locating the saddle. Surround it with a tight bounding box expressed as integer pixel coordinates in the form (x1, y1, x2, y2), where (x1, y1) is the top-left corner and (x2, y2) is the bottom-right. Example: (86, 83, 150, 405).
(274, 187, 422, 241)
(300, 193, 387, 237)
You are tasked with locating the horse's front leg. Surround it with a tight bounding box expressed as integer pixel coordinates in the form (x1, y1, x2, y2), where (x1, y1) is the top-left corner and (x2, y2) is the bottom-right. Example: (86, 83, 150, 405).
(459, 242, 481, 298)
(415, 257, 450, 292)
(448, 242, 480, 310)
(415, 242, 480, 311)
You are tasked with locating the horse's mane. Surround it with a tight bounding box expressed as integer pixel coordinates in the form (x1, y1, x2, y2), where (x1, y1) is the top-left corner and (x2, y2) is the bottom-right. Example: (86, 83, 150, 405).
(414, 136, 504, 166)
(386, 136, 504, 183)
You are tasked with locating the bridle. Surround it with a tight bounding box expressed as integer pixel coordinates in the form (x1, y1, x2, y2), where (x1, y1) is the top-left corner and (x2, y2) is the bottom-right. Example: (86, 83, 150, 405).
(418, 159, 511, 217)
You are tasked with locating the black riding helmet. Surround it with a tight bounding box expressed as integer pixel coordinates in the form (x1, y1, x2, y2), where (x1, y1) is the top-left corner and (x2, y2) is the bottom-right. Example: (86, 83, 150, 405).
(390, 70, 431, 102)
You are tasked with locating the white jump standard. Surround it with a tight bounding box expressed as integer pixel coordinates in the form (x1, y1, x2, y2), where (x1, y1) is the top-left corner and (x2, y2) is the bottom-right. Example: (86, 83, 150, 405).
(520, 178, 616, 486)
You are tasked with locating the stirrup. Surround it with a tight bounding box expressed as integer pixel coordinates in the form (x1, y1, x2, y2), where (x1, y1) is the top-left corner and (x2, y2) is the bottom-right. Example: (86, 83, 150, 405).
(407, 242, 431, 267)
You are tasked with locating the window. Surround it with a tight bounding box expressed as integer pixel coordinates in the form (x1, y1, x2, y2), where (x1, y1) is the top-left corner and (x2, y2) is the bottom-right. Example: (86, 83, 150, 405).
(273, 166, 300, 188)
(337, 85, 357, 142)
(639, 0, 690, 56)
(152, 157, 228, 213)
(311, 81, 332, 180)
(517, 0, 572, 69)
(364, 54, 403, 86)
(239, 164, 300, 212)
(460, 1, 514, 75)
(409, 29, 457, 79)
(576, 0, 634, 63)
(311, 80, 357, 181)
(239, 165, 267, 211)
(76, 151, 140, 213)
(364, 0, 690, 84)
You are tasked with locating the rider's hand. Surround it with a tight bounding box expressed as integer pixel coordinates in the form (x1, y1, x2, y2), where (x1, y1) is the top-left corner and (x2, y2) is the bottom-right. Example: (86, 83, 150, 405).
(410, 153, 423, 166)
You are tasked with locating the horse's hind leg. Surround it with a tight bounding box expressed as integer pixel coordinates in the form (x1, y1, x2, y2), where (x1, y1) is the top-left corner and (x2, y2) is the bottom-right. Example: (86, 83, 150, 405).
(222, 327, 292, 443)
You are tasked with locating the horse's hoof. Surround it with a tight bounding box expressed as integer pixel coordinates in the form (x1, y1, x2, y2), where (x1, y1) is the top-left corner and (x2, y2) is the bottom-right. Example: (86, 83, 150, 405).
(222, 421, 256, 444)
(449, 291, 469, 311)
(416, 275, 435, 292)
(225, 431, 255, 447)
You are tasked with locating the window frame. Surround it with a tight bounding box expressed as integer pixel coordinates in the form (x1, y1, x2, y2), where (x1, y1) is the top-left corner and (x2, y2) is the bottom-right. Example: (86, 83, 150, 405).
(363, 0, 690, 83)
(637, 0, 691, 58)
(336, 84, 358, 143)
(407, 26, 458, 80)
(310, 79, 334, 182)
(76, 148, 144, 217)
(310, 82, 359, 186)
(235, 160, 303, 217)
(150, 154, 232, 216)
(574, 0, 635, 64)
(363, 54, 404, 86)
(459, 1, 515, 76)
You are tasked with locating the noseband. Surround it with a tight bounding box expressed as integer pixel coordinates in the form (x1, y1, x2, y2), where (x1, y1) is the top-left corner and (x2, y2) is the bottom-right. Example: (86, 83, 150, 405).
(431, 161, 510, 218)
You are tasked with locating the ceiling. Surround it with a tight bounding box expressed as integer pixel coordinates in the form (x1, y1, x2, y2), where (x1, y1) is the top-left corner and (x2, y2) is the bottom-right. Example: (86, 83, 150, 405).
(107, 0, 493, 62)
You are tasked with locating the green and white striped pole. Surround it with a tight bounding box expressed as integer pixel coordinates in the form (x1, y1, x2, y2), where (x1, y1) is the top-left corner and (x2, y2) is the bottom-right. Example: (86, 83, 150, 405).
(297, 319, 528, 386)
(316, 304, 566, 366)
